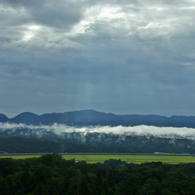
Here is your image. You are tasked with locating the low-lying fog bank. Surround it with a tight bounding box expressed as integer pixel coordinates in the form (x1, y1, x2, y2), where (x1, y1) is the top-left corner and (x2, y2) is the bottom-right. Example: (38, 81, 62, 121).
(0, 123, 195, 140)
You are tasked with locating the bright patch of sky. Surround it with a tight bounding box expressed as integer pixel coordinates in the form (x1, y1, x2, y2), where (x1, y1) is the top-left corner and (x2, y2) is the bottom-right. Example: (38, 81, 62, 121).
(22, 25, 40, 41)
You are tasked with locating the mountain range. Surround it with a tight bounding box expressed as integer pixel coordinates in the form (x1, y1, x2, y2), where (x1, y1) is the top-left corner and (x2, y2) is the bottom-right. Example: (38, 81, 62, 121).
(1, 110, 195, 128)
(1, 110, 195, 153)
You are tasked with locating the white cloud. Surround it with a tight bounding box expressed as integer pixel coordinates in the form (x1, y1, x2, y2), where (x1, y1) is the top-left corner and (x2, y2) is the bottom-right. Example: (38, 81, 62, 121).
(1, 123, 195, 139)
(1, 1, 195, 50)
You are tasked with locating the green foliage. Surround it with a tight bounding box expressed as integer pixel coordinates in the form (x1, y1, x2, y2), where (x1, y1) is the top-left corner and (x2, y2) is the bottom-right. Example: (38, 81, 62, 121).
(33, 165, 52, 185)
(2, 133, 195, 154)
(0, 154, 195, 194)
(0, 177, 11, 195)
(40, 153, 64, 167)
(0, 158, 20, 177)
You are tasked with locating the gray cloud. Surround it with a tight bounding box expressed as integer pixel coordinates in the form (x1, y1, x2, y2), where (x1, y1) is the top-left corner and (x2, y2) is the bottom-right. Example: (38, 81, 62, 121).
(0, 0, 84, 28)
(0, 0, 195, 116)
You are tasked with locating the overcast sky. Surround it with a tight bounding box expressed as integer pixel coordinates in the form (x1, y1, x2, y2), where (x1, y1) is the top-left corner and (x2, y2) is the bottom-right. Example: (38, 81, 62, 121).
(1, 0, 195, 117)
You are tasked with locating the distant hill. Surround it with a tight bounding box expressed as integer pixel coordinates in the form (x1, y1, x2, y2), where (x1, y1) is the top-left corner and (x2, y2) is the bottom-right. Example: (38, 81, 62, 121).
(1, 109, 195, 128)
(9, 112, 39, 124)
(1, 110, 195, 153)
(0, 113, 9, 122)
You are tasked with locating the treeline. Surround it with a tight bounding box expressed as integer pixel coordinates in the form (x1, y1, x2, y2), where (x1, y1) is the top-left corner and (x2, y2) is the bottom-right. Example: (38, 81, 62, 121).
(0, 137, 143, 153)
(1, 136, 195, 154)
(1, 154, 195, 194)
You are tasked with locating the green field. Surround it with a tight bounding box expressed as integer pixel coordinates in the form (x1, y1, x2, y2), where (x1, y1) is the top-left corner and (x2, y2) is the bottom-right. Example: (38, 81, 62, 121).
(64, 154, 195, 164)
(0, 155, 41, 159)
(1, 154, 195, 164)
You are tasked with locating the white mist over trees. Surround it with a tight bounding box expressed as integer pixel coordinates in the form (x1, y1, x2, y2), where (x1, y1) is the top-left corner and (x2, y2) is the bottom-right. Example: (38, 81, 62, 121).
(1, 123, 195, 139)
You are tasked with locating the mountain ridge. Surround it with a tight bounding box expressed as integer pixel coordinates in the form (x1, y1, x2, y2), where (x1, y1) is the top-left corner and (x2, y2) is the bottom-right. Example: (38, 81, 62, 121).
(10, 112, 39, 124)
(0, 110, 195, 128)
(0, 113, 9, 122)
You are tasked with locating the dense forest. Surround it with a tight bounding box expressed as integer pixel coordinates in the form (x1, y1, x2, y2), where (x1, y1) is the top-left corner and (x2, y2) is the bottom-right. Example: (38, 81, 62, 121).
(1, 153, 195, 194)
(0, 136, 195, 154)
(0, 137, 143, 153)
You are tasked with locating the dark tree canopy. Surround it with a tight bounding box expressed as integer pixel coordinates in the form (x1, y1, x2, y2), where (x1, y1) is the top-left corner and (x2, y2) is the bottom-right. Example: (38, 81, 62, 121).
(0, 154, 194, 194)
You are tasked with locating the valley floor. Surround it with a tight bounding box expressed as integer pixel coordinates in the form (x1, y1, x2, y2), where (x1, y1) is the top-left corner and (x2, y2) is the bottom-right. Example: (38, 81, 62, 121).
(1, 153, 195, 164)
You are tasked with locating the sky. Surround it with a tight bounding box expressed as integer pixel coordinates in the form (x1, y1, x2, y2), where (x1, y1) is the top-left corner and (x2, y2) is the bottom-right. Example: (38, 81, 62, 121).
(1, 0, 195, 118)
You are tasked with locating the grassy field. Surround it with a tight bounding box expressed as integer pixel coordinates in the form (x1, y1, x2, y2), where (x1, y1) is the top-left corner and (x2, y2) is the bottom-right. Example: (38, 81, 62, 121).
(1, 154, 195, 164)
(74, 155, 195, 164)
(0, 155, 41, 159)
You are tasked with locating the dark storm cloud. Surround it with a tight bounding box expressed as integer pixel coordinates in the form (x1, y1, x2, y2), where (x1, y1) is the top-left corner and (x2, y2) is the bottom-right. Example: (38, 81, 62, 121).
(0, 0, 84, 29)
